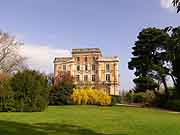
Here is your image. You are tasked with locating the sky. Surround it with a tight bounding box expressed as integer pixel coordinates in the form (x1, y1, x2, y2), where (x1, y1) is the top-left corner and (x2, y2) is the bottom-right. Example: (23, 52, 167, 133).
(0, 0, 179, 90)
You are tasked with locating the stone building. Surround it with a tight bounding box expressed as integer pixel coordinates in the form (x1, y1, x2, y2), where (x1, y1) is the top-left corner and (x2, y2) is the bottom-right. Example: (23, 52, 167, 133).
(54, 48, 120, 95)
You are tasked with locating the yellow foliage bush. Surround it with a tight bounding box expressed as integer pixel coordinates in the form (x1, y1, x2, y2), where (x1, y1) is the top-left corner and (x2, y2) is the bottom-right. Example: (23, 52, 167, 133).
(71, 88, 112, 106)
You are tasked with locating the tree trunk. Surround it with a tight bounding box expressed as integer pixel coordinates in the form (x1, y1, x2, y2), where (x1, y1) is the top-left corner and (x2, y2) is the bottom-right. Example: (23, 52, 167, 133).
(176, 78, 180, 97)
(161, 76, 169, 98)
(169, 74, 177, 87)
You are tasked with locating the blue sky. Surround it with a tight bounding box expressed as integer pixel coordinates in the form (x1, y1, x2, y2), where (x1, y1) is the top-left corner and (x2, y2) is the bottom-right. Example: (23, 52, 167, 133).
(0, 0, 179, 90)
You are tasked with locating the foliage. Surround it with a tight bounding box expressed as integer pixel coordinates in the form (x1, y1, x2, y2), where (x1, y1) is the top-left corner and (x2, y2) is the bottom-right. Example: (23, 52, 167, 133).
(166, 27, 180, 97)
(10, 69, 48, 112)
(49, 71, 75, 105)
(111, 95, 121, 105)
(133, 76, 159, 93)
(0, 73, 15, 112)
(173, 0, 180, 13)
(129, 26, 180, 98)
(71, 88, 112, 106)
(126, 90, 134, 103)
(126, 90, 156, 106)
(132, 93, 145, 103)
(144, 90, 156, 106)
(164, 100, 180, 111)
(128, 28, 170, 95)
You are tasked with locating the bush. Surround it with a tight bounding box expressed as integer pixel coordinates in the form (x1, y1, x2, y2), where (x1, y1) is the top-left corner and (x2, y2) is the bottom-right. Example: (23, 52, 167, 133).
(71, 88, 112, 106)
(126, 91, 133, 103)
(10, 70, 48, 112)
(133, 92, 145, 103)
(0, 73, 15, 112)
(144, 90, 156, 106)
(111, 96, 121, 105)
(164, 100, 180, 111)
(153, 94, 167, 108)
(49, 72, 75, 105)
(126, 90, 156, 106)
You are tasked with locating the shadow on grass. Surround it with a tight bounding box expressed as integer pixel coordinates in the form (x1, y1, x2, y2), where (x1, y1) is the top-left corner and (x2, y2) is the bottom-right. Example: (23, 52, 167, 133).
(0, 120, 127, 135)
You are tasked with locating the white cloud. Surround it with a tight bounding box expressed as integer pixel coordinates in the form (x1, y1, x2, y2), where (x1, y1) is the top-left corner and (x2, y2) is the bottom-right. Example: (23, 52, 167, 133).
(21, 44, 71, 73)
(160, 0, 175, 11)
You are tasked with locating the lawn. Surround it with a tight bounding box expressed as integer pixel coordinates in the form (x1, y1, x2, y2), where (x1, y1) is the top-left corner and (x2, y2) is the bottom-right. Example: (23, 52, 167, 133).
(0, 106, 180, 135)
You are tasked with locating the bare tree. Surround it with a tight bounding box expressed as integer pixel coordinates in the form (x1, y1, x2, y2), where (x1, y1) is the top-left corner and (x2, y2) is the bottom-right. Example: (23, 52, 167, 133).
(0, 32, 25, 73)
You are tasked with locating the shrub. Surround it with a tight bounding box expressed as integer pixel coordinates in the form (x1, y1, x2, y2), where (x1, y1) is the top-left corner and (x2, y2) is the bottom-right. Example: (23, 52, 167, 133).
(144, 90, 156, 106)
(133, 92, 145, 103)
(49, 71, 75, 105)
(71, 88, 112, 106)
(126, 91, 133, 103)
(111, 96, 121, 105)
(0, 73, 15, 112)
(126, 90, 156, 106)
(154, 94, 167, 108)
(10, 70, 48, 112)
(164, 100, 180, 111)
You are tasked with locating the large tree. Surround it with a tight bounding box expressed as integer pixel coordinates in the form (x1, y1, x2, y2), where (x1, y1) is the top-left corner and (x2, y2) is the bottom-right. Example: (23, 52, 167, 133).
(0, 32, 25, 73)
(165, 26, 180, 96)
(129, 28, 170, 96)
(173, 0, 180, 13)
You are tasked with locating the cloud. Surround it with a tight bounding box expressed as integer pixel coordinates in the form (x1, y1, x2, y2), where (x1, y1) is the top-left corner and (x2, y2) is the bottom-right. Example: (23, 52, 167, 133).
(21, 44, 71, 73)
(160, 0, 175, 11)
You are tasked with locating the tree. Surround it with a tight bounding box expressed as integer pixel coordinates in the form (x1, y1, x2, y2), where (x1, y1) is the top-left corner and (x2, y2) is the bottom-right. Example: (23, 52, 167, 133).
(165, 26, 180, 96)
(128, 28, 170, 96)
(0, 73, 15, 112)
(0, 31, 25, 73)
(49, 71, 75, 105)
(10, 69, 48, 112)
(173, 0, 180, 13)
(133, 76, 159, 93)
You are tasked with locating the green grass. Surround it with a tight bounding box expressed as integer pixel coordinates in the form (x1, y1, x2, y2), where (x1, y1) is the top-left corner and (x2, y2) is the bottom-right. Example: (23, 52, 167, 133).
(0, 106, 180, 135)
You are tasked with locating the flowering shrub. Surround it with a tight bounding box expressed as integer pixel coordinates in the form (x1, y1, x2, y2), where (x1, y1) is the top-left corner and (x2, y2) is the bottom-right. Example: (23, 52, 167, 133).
(71, 88, 112, 106)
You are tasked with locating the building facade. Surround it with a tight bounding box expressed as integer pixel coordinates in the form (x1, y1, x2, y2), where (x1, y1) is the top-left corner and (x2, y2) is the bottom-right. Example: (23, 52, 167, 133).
(54, 48, 120, 95)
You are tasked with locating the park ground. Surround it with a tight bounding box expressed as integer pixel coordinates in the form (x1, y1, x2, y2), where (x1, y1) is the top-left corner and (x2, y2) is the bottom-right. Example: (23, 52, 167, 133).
(0, 106, 180, 135)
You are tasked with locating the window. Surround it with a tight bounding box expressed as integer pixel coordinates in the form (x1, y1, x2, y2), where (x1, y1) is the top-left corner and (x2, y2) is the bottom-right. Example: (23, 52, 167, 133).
(77, 65, 80, 71)
(77, 57, 80, 62)
(106, 64, 110, 72)
(76, 75, 80, 81)
(106, 74, 111, 82)
(85, 65, 88, 71)
(84, 75, 88, 81)
(93, 56, 96, 62)
(85, 56, 88, 62)
(92, 64, 96, 71)
(92, 75, 96, 81)
(63, 65, 66, 71)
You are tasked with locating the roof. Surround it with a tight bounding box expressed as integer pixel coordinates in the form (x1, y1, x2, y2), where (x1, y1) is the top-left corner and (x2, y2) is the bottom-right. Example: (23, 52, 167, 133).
(54, 57, 73, 63)
(72, 48, 101, 54)
(97, 56, 119, 62)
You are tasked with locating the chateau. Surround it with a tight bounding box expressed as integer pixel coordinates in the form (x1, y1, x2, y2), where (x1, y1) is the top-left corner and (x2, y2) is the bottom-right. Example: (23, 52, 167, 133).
(54, 48, 120, 95)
